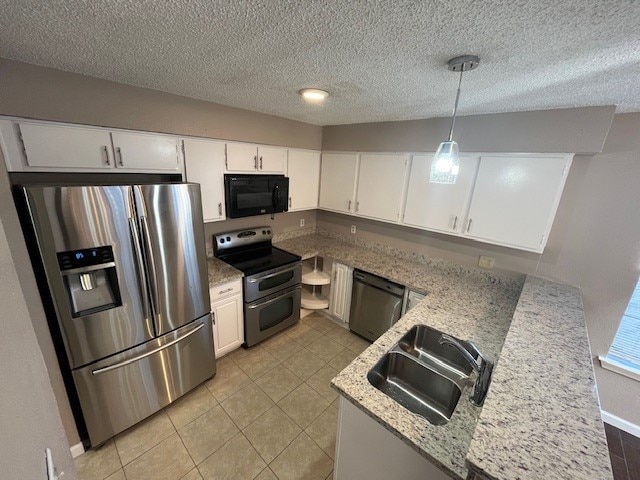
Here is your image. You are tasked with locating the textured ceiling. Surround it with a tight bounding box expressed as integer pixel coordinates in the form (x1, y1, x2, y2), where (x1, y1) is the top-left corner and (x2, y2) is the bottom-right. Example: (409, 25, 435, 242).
(1, 1, 640, 126)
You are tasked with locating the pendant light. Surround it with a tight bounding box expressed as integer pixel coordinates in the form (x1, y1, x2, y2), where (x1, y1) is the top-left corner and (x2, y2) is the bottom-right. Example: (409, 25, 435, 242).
(431, 55, 480, 184)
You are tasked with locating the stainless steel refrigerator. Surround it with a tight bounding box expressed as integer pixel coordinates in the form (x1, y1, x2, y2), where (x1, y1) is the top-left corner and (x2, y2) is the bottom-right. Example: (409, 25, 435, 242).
(21, 183, 215, 447)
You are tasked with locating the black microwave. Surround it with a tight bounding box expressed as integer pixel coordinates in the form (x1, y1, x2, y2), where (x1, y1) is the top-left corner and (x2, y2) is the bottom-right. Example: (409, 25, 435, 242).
(224, 174, 289, 218)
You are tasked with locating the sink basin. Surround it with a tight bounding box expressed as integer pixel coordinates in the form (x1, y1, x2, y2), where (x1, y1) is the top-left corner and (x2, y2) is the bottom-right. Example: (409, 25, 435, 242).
(396, 325, 473, 382)
(367, 351, 463, 426)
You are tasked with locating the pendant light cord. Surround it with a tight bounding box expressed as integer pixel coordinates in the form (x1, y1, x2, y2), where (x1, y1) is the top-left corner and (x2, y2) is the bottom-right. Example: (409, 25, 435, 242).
(447, 66, 465, 141)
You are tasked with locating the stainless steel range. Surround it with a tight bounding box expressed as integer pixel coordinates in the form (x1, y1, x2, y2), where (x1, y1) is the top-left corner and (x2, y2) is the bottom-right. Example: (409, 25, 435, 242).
(214, 227, 301, 347)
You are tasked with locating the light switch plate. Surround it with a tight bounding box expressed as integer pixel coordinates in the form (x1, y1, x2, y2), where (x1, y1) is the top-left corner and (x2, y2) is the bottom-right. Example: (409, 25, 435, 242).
(478, 255, 495, 269)
(351, 225, 356, 234)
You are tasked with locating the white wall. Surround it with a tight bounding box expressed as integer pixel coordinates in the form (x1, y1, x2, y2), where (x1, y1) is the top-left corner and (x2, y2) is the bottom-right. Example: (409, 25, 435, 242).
(0, 213, 76, 479)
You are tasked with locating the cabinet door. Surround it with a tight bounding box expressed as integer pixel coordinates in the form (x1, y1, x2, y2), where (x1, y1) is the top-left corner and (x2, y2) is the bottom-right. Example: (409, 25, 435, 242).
(226, 142, 258, 171)
(356, 154, 408, 222)
(288, 150, 321, 211)
(111, 131, 180, 171)
(403, 155, 478, 233)
(183, 138, 226, 222)
(465, 155, 571, 252)
(19, 123, 113, 170)
(330, 263, 353, 323)
(319, 153, 359, 214)
(257, 145, 286, 173)
(212, 294, 244, 357)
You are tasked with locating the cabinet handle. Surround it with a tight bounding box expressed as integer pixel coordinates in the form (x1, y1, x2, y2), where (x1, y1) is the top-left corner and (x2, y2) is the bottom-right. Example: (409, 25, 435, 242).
(356, 201, 360, 213)
(259, 156, 263, 170)
(348, 200, 352, 211)
(452, 216, 458, 230)
(288, 196, 292, 208)
(466, 219, 472, 233)
(254, 155, 258, 170)
(116, 147, 124, 166)
(212, 312, 215, 325)
(102, 146, 110, 165)
(218, 203, 223, 216)
(218, 287, 234, 295)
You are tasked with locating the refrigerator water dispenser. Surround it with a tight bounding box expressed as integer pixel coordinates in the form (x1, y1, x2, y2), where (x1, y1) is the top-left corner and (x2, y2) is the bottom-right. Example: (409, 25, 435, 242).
(58, 246, 122, 317)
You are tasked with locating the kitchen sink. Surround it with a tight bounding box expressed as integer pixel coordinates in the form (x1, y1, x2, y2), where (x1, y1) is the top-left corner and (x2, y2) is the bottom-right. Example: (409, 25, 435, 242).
(368, 324, 493, 424)
(396, 325, 473, 383)
(367, 351, 463, 426)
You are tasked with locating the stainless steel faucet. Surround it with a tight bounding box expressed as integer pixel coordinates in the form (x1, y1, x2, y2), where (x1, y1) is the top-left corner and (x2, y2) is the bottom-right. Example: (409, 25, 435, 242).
(439, 334, 494, 406)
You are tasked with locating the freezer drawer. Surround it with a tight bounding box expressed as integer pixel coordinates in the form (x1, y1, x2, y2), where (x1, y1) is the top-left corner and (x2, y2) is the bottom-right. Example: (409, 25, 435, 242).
(73, 314, 215, 446)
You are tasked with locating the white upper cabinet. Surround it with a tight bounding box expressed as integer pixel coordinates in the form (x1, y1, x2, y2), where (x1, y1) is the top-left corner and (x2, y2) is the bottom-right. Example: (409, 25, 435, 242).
(19, 122, 113, 170)
(287, 149, 321, 211)
(111, 131, 180, 172)
(403, 154, 479, 233)
(355, 154, 408, 222)
(258, 145, 286, 173)
(225, 142, 286, 173)
(183, 138, 226, 223)
(464, 155, 572, 252)
(319, 153, 359, 213)
(226, 142, 259, 171)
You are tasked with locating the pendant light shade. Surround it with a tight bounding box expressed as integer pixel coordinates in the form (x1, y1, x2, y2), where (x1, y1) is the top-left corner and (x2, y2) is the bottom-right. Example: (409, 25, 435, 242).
(431, 55, 479, 184)
(431, 140, 460, 184)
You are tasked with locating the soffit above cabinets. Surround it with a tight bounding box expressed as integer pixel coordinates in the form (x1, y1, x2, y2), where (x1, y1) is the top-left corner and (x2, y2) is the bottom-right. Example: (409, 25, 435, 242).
(1, 1, 639, 125)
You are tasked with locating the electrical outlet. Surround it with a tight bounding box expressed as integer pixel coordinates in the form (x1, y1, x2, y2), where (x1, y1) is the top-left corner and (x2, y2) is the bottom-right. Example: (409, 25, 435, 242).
(206, 246, 214, 258)
(478, 255, 495, 269)
(351, 225, 357, 234)
(300, 218, 305, 227)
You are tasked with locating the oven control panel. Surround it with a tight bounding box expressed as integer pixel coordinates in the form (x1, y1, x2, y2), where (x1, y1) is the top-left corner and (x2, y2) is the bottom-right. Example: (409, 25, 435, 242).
(214, 226, 273, 252)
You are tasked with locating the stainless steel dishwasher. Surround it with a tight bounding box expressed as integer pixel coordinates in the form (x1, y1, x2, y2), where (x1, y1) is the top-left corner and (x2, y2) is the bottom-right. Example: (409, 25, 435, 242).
(349, 269, 405, 342)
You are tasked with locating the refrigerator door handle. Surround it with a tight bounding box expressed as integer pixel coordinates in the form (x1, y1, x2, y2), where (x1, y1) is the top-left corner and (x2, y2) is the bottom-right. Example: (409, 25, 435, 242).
(128, 217, 152, 322)
(140, 215, 160, 319)
(91, 320, 206, 375)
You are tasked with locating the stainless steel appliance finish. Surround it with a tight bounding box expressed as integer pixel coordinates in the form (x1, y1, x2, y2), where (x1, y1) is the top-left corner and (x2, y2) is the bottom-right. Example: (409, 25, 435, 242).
(214, 226, 302, 347)
(349, 269, 405, 342)
(22, 183, 215, 446)
(244, 262, 302, 303)
(245, 284, 302, 346)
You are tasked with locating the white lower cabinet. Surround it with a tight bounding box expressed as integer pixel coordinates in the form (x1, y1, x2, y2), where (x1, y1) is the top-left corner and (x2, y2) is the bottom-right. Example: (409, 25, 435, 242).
(329, 262, 353, 323)
(210, 280, 244, 357)
(334, 397, 451, 480)
(183, 138, 226, 222)
(464, 155, 572, 252)
(403, 154, 479, 234)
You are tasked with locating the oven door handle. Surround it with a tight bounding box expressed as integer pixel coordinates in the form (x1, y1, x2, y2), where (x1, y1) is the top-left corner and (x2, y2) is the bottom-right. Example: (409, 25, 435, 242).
(247, 264, 299, 283)
(247, 286, 301, 309)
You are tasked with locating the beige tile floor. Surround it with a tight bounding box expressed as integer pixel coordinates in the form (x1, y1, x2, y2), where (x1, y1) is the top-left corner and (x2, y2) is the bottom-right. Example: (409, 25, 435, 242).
(75, 313, 370, 480)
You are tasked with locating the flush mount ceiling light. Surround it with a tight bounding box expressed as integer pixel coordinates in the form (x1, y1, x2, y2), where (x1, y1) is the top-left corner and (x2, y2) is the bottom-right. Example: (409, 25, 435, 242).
(299, 88, 329, 103)
(431, 55, 480, 184)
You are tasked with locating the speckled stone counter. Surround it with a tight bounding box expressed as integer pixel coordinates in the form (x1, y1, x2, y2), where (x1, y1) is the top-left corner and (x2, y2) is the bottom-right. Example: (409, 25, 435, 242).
(274, 233, 612, 480)
(206, 256, 243, 287)
(466, 276, 613, 480)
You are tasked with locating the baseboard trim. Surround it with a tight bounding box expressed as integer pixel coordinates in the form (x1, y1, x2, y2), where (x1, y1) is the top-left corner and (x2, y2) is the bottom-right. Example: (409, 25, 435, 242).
(602, 410, 640, 438)
(70, 442, 85, 458)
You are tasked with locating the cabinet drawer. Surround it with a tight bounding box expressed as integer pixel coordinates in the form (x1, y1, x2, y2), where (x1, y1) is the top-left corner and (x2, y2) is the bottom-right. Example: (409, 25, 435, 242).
(210, 279, 242, 302)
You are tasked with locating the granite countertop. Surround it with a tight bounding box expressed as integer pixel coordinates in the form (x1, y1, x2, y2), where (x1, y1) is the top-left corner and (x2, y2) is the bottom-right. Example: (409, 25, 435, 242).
(274, 233, 612, 480)
(206, 256, 243, 287)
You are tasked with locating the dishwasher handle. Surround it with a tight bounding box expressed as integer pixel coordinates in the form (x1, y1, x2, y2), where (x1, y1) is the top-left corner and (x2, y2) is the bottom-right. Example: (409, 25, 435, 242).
(353, 269, 405, 297)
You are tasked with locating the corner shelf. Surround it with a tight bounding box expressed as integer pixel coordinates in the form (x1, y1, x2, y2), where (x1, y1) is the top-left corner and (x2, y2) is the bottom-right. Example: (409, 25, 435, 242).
(301, 257, 331, 311)
(301, 289, 329, 310)
(302, 265, 331, 285)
